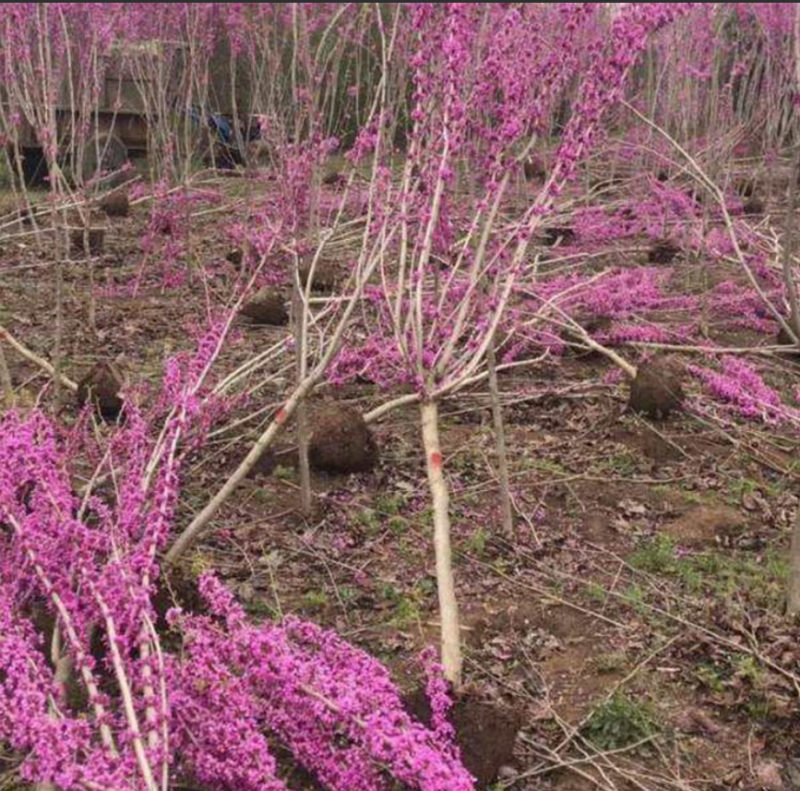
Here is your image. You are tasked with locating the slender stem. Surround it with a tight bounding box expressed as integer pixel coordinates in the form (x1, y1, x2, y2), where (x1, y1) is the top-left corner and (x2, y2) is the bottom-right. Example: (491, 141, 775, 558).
(293, 281, 313, 518)
(785, 4, 800, 342)
(487, 337, 514, 538)
(0, 323, 79, 391)
(54, 253, 65, 406)
(789, 508, 800, 616)
(0, 342, 15, 408)
(167, 379, 312, 563)
(96, 595, 158, 791)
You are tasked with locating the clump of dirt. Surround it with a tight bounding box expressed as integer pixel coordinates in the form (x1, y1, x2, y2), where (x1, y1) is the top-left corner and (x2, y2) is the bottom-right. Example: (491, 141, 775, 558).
(628, 357, 685, 419)
(77, 361, 125, 421)
(648, 239, 681, 265)
(663, 505, 747, 548)
(240, 288, 289, 326)
(98, 191, 130, 218)
(70, 227, 106, 257)
(743, 196, 765, 216)
(404, 687, 521, 790)
(524, 157, 546, 181)
(541, 226, 576, 247)
(309, 404, 378, 474)
(227, 248, 244, 268)
(299, 257, 340, 292)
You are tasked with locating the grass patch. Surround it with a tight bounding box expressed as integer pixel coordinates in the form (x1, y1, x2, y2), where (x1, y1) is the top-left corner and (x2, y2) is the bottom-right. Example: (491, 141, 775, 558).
(592, 652, 629, 674)
(302, 590, 329, 611)
(596, 450, 640, 477)
(379, 580, 433, 628)
(629, 535, 787, 610)
(582, 692, 661, 752)
(273, 464, 297, 482)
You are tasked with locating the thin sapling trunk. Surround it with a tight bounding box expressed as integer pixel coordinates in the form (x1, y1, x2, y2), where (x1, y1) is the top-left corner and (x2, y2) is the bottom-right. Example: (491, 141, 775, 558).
(420, 399, 463, 689)
(0, 342, 14, 408)
(487, 335, 514, 538)
(292, 280, 313, 518)
(788, 507, 800, 616)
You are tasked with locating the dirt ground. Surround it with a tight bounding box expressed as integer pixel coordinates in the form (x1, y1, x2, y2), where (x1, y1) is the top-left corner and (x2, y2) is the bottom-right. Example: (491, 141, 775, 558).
(2, 175, 800, 791)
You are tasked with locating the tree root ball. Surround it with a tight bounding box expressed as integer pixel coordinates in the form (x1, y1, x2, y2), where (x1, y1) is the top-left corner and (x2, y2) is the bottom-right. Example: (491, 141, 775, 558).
(648, 239, 681, 265)
(98, 191, 130, 218)
(70, 227, 105, 258)
(523, 157, 546, 181)
(227, 248, 244, 268)
(404, 688, 521, 790)
(77, 361, 125, 421)
(299, 257, 341, 292)
(628, 356, 685, 419)
(240, 288, 289, 326)
(309, 404, 378, 474)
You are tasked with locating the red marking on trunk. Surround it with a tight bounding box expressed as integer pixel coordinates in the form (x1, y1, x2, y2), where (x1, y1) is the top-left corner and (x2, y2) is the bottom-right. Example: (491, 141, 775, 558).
(275, 407, 287, 425)
(430, 452, 443, 470)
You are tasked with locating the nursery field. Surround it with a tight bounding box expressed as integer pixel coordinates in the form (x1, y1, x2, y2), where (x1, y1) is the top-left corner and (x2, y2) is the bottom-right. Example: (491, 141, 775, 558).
(2, 5, 800, 791)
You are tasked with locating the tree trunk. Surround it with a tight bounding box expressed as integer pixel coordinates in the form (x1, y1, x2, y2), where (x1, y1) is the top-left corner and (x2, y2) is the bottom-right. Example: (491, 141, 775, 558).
(788, 508, 800, 616)
(487, 337, 514, 538)
(787, 3, 800, 342)
(420, 399, 463, 688)
(54, 256, 64, 406)
(0, 343, 14, 408)
(293, 284, 313, 518)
